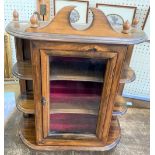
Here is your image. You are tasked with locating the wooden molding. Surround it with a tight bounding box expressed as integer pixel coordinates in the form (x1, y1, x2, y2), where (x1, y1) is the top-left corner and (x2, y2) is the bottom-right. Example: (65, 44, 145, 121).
(118, 45, 134, 94)
(6, 7, 147, 44)
(27, 6, 114, 34)
(23, 6, 147, 45)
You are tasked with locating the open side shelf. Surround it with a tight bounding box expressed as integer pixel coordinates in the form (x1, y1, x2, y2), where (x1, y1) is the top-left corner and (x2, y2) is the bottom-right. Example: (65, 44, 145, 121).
(19, 115, 120, 151)
(16, 93, 34, 114)
(112, 106, 127, 116)
(113, 95, 128, 116)
(120, 66, 136, 83)
(12, 61, 135, 83)
(12, 61, 32, 80)
(16, 94, 127, 116)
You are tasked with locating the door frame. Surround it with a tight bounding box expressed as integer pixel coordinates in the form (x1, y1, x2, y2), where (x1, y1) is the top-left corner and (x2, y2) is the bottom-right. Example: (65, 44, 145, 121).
(40, 49, 117, 146)
(31, 41, 126, 146)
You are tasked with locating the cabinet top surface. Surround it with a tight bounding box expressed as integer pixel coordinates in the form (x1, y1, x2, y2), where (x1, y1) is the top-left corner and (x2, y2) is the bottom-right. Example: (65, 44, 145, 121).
(6, 6, 147, 45)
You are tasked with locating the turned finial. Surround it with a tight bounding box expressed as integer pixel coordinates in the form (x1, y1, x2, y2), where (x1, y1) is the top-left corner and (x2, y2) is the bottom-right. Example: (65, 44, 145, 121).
(122, 20, 130, 34)
(13, 10, 19, 21)
(132, 18, 139, 27)
(30, 14, 39, 28)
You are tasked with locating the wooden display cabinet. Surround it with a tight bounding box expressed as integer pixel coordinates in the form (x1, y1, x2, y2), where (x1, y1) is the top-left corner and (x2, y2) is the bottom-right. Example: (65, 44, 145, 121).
(6, 7, 147, 151)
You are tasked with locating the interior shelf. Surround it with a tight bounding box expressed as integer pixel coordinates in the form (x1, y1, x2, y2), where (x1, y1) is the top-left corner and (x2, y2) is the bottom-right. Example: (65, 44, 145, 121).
(50, 102, 99, 115)
(19, 115, 121, 151)
(16, 94, 126, 116)
(49, 57, 106, 82)
(12, 61, 32, 80)
(12, 61, 135, 83)
(50, 101, 127, 116)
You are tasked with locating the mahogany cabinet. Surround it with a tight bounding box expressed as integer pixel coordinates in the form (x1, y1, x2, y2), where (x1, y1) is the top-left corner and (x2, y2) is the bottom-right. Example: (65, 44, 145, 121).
(6, 7, 147, 151)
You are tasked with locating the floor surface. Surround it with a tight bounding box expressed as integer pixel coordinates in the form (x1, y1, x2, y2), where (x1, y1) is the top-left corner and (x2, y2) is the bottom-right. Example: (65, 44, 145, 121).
(4, 82, 20, 125)
(4, 108, 150, 155)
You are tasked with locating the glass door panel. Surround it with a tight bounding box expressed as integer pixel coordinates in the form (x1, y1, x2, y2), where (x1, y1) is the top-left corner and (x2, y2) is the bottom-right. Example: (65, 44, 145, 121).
(49, 56, 107, 136)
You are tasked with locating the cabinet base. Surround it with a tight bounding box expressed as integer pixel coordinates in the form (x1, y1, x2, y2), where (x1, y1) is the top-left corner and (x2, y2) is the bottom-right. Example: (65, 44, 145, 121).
(19, 116, 121, 151)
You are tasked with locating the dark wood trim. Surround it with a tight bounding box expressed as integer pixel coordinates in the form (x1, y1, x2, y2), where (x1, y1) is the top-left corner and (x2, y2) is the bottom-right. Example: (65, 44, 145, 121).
(96, 3, 137, 23)
(101, 47, 127, 143)
(45, 49, 116, 58)
(118, 45, 134, 94)
(40, 50, 50, 138)
(53, 0, 89, 23)
(14, 38, 27, 94)
(30, 43, 42, 144)
(97, 55, 117, 142)
(30, 41, 126, 53)
(14, 38, 24, 61)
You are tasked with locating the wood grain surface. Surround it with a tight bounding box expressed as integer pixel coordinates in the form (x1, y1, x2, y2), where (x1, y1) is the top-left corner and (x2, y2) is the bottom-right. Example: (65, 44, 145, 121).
(6, 7, 147, 44)
(18, 115, 121, 151)
(6, 5, 148, 151)
(12, 61, 32, 80)
(12, 60, 135, 83)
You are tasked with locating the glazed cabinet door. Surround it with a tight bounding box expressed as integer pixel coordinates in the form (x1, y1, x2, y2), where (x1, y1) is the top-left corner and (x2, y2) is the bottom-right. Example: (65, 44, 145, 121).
(40, 49, 117, 146)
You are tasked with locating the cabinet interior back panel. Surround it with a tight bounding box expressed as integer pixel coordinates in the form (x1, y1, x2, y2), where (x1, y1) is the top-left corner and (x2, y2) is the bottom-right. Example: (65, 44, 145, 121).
(4, 0, 150, 100)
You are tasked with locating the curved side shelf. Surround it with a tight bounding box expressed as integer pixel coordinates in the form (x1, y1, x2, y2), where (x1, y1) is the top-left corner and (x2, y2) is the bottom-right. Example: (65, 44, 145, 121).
(13, 61, 135, 83)
(16, 94, 34, 114)
(19, 116, 120, 151)
(113, 106, 127, 116)
(16, 93, 127, 116)
(12, 61, 32, 80)
(120, 66, 136, 83)
(112, 95, 128, 116)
